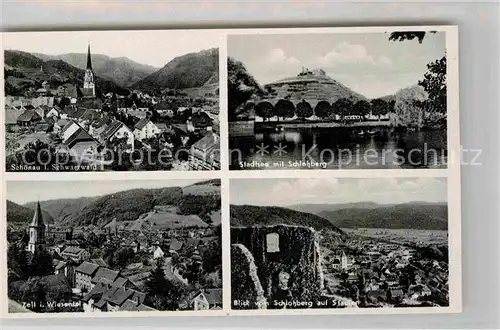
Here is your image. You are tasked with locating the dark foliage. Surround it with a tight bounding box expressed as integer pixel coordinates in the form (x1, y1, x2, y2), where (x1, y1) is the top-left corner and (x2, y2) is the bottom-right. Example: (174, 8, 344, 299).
(318, 202, 448, 230)
(227, 57, 264, 120)
(133, 48, 218, 92)
(274, 99, 295, 121)
(295, 100, 313, 119)
(389, 31, 436, 44)
(314, 100, 332, 119)
(230, 205, 344, 233)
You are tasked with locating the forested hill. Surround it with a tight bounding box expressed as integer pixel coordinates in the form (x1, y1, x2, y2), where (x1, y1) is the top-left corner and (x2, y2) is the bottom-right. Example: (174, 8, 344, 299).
(8, 181, 222, 229)
(318, 202, 448, 230)
(6, 200, 54, 227)
(132, 48, 219, 92)
(32, 52, 158, 88)
(227, 57, 266, 120)
(230, 204, 345, 234)
(4, 50, 128, 96)
(24, 197, 98, 225)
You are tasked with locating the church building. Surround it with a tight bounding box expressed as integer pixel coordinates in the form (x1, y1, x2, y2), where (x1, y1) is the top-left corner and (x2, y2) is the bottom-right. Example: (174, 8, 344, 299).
(28, 201, 46, 254)
(82, 44, 96, 98)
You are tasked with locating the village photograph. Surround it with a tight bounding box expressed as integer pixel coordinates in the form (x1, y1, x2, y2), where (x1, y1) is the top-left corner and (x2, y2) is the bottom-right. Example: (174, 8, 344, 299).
(228, 31, 448, 170)
(6, 179, 222, 314)
(230, 177, 450, 310)
(4, 30, 220, 172)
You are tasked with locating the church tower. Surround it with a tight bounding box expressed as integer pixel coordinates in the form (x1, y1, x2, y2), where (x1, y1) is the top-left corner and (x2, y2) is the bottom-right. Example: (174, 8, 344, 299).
(83, 43, 96, 98)
(28, 201, 46, 254)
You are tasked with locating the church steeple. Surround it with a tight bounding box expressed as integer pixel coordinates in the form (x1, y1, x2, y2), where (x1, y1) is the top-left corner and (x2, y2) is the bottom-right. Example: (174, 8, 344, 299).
(28, 200, 46, 254)
(83, 42, 96, 98)
(30, 200, 46, 228)
(86, 43, 93, 70)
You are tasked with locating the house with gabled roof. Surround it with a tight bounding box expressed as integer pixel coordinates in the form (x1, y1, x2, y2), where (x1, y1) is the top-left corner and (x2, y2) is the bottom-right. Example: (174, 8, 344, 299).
(189, 131, 220, 170)
(75, 261, 100, 292)
(190, 288, 223, 310)
(59, 120, 99, 160)
(61, 246, 90, 263)
(99, 120, 134, 151)
(16, 109, 42, 126)
(133, 118, 160, 141)
(85, 284, 149, 312)
(91, 267, 120, 288)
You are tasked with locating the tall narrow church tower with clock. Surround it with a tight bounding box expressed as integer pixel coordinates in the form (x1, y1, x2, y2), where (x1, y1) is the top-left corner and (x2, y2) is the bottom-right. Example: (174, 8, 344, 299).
(82, 43, 96, 98)
(28, 201, 46, 254)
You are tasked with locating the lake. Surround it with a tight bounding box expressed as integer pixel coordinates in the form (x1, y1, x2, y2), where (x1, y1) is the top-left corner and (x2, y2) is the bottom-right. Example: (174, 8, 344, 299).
(229, 126, 447, 170)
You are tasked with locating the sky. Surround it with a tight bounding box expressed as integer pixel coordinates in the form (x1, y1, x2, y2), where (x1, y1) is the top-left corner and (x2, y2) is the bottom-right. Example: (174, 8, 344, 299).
(7, 179, 207, 205)
(228, 32, 446, 98)
(3, 30, 222, 68)
(230, 177, 447, 206)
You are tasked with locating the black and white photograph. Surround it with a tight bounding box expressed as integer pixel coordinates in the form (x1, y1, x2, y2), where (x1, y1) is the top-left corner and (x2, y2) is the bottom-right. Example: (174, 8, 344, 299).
(6, 179, 222, 314)
(4, 30, 220, 172)
(228, 30, 450, 170)
(230, 177, 452, 310)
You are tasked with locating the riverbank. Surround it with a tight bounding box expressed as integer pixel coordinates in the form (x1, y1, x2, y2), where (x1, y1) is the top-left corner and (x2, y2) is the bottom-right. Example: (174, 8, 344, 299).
(255, 120, 391, 130)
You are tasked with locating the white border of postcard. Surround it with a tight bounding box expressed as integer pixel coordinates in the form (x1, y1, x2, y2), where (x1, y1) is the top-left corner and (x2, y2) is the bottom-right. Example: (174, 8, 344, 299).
(1, 24, 460, 318)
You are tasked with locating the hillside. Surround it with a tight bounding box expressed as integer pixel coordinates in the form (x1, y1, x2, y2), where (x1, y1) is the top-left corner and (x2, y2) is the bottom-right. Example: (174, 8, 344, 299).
(4, 50, 128, 96)
(227, 57, 266, 120)
(319, 202, 448, 230)
(32, 52, 158, 88)
(230, 204, 344, 234)
(24, 197, 98, 225)
(288, 202, 380, 215)
(132, 48, 218, 92)
(264, 69, 367, 103)
(6, 200, 54, 227)
(53, 181, 221, 228)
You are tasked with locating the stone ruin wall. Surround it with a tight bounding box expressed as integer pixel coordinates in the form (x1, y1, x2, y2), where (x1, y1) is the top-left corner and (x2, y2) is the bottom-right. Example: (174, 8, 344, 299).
(231, 225, 325, 306)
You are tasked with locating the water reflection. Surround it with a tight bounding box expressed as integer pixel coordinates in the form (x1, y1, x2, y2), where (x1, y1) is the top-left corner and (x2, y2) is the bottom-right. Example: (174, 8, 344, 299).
(230, 127, 447, 170)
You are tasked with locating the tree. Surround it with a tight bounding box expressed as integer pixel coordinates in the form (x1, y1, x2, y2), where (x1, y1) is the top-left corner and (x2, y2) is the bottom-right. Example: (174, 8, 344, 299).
(29, 248, 54, 277)
(145, 260, 186, 310)
(228, 57, 264, 121)
(371, 98, 389, 120)
(333, 98, 354, 122)
(7, 242, 29, 281)
(58, 97, 71, 108)
(145, 259, 168, 296)
(255, 101, 273, 121)
(20, 277, 46, 312)
(389, 31, 436, 44)
(295, 100, 313, 120)
(112, 247, 135, 269)
(6, 140, 75, 171)
(353, 100, 371, 118)
(390, 30, 446, 117)
(419, 56, 447, 114)
(314, 100, 331, 120)
(274, 99, 295, 121)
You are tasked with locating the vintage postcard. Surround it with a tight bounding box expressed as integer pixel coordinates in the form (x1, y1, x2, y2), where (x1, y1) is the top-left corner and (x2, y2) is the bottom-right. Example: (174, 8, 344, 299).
(1, 26, 460, 318)
(3, 30, 221, 172)
(229, 177, 460, 314)
(4, 179, 222, 315)
(228, 30, 452, 170)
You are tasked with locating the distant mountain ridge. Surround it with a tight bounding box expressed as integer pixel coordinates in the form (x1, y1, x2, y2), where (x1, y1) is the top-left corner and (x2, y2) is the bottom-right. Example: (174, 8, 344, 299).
(31, 52, 158, 88)
(289, 202, 381, 215)
(7, 180, 221, 229)
(4, 50, 127, 96)
(6, 200, 54, 228)
(230, 204, 345, 235)
(316, 202, 448, 230)
(132, 48, 219, 92)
